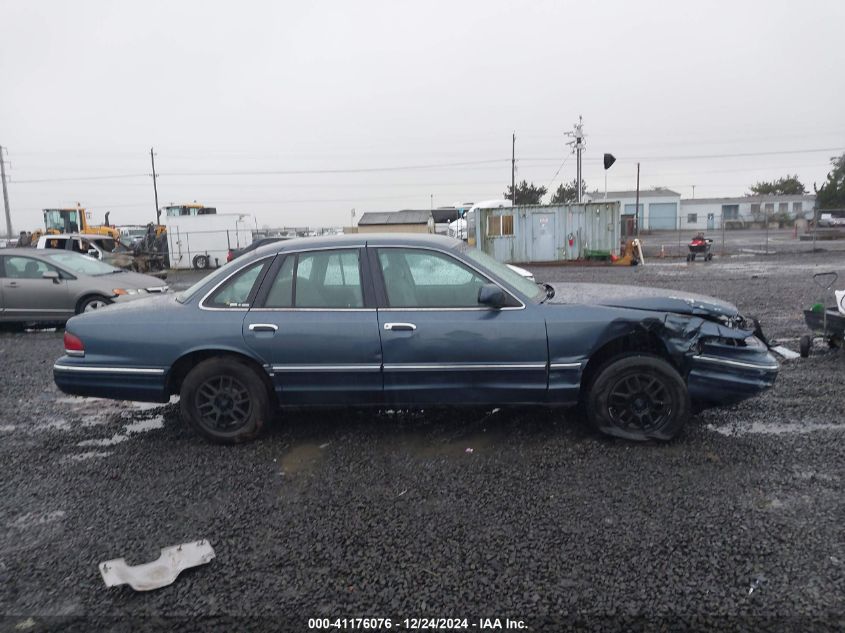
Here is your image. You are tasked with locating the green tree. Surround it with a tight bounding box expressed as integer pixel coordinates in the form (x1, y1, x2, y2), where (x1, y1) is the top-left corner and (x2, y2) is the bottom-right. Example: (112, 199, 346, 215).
(550, 179, 588, 204)
(504, 180, 547, 205)
(748, 174, 807, 196)
(815, 154, 845, 209)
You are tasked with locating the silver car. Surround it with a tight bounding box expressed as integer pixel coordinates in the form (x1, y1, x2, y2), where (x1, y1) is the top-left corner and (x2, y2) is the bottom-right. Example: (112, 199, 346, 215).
(0, 250, 168, 323)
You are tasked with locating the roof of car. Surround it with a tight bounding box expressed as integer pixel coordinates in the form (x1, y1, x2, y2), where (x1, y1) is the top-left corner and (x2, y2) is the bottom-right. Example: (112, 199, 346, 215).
(280, 232, 460, 250)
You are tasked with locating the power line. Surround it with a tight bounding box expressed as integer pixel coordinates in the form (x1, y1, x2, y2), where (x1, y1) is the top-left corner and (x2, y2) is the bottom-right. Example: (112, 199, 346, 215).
(7, 146, 843, 185)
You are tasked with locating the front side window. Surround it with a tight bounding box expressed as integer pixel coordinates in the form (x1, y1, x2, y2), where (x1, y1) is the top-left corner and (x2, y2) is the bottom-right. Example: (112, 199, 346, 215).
(378, 248, 492, 308)
(205, 260, 268, 308)
(3, 256, 57, 279)
(262, 249, 364, 309)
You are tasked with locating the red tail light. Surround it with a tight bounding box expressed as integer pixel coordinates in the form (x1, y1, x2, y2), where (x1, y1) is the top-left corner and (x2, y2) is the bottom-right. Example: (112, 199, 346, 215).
(64, 331, 85, 357)
(226, 250, 234, 262)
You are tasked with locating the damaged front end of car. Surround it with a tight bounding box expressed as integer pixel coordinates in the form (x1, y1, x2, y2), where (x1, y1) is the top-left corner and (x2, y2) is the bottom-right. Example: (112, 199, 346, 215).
(545, 283, 779, 410)
(660, 312, 779, 407)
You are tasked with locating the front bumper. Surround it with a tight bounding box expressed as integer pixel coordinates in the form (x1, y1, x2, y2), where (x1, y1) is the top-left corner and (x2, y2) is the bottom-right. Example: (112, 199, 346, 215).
(687, 336, 778, 406)
(53, 357, 169, 402)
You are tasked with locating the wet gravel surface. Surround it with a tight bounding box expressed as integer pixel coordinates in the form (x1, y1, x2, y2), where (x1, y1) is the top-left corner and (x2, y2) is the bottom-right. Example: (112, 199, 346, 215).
(1, 253, 844, 632)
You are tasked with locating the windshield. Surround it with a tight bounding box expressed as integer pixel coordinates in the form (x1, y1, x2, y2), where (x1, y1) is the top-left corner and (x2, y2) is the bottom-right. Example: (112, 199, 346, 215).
(44, 209, 81, 233)
(463, 247, 543, 301)
(176, 257, 248, 303)
(44, 251, 120, 275)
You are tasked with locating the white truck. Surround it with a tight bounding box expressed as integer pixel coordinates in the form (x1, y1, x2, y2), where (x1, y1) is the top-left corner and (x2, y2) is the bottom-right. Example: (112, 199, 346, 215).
(164, 213, 254, 270)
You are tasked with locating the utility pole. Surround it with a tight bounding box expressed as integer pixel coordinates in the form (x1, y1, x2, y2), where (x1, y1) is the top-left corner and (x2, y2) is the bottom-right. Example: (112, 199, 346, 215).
(635, 162, 641, 238)
(511, 132, 516, 205)
(0, 146, 12, 238)
(150, 147, 160, 225)
(565, 116, 586, 203)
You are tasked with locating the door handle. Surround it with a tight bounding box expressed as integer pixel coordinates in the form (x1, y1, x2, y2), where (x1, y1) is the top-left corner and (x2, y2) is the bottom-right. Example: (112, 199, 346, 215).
(248, 323, 278, 333)
(384, 322, 416, 331)
(8, 282, 18, 288)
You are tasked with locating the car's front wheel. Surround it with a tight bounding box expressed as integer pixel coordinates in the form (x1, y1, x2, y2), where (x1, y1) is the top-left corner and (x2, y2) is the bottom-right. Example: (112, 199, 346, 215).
(180, 357, 270, 444)
(586, 354, 689, 441)
(76, 295, 112, 314)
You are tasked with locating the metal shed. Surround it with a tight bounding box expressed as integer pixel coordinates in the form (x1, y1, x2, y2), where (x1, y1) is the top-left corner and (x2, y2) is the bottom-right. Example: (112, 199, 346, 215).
(475, 202, 621, 263)
(357, 210, 433, 234)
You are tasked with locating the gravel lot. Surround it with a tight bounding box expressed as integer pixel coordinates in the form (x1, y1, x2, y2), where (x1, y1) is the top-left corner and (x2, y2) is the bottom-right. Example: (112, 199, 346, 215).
(1, 252, 843, 632)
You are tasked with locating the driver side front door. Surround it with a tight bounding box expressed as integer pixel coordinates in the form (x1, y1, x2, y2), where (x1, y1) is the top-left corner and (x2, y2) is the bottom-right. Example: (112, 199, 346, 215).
(372, 247, 548, 406)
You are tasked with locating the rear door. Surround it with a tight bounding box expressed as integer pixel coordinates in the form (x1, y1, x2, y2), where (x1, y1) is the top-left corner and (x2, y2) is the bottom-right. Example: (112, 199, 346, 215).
(371, 246, 548, 405)
(244, 247, 383, 405)
(0, 254, 71, 320)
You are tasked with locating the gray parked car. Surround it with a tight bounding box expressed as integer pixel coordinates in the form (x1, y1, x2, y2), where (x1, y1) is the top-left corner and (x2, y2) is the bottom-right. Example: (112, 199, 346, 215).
(0, 249, 168, 324)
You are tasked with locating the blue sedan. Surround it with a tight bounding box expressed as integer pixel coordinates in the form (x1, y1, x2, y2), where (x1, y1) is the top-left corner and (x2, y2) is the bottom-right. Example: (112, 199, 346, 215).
(54, 234, 778, 443)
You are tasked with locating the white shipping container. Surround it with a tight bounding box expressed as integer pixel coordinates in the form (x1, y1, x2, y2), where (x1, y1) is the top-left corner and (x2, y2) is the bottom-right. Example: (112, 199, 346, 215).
(165, 213, 254, 269)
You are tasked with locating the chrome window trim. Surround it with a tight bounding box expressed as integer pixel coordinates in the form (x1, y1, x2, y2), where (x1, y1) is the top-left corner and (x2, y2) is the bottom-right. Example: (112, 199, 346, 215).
(250, 308, 376, 313)
(692, 355, 779, 371)
(383, 362, 546, 371)
(373, 244, 526, 311)
(198, 255, 276, 312)
(53, 364, 166, 375)
(271, 364, 381, 372)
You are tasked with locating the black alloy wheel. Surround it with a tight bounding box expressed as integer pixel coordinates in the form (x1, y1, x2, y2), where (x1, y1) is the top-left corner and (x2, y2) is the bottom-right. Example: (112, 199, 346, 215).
(194, 375, 253, 432)
(180, 357, 270, 443)
(586, 354, 689, 441)
(606, 373, 670, 432)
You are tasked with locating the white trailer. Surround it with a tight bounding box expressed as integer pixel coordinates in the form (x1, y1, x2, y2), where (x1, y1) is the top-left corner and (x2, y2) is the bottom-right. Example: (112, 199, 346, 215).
(164, 213, 254, 270)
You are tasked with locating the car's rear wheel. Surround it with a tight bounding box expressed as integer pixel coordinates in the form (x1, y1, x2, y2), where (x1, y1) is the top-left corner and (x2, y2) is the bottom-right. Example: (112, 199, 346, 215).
(180, 357, 270, 444)
(76, 295, 112, 314)
(192, 254, 210, 270)
(586, 354, 689, 441)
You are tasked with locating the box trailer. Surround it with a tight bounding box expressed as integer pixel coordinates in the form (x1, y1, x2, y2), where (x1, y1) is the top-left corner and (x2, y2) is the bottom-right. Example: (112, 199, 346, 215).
(164, 213, 254, 270)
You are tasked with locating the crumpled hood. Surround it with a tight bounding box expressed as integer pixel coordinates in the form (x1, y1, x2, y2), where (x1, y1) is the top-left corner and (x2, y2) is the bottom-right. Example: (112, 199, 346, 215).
(546, 282, 739, 318)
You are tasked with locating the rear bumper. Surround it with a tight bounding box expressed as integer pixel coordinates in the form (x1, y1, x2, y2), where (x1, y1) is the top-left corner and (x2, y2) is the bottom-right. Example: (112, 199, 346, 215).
(687, 347, 778, 406)
(53, 358, 169, 403)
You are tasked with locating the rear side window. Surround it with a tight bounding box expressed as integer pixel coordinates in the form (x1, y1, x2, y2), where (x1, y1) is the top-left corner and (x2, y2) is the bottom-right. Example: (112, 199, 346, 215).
(2, 256, 57, 279)
(204, 260, 268, 309)
(261, 249, 363, 309)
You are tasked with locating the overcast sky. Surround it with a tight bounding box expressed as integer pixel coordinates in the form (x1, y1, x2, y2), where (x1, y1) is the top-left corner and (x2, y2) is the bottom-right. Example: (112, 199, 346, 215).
(2, 0, 844, 231)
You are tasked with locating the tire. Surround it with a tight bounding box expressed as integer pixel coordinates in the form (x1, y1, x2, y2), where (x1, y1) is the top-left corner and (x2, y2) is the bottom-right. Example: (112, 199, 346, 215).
(192, 254, 209, 270)
(799, 334, 812, 358)
(585, 354, 690, 441)
(76, 295, 113, 314)
(180, 357, 270, 444)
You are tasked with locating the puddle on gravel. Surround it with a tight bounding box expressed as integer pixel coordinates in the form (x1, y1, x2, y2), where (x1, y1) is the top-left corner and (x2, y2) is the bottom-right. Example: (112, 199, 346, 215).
(278, 443, 326, 474)
(707, 420, 845, 436)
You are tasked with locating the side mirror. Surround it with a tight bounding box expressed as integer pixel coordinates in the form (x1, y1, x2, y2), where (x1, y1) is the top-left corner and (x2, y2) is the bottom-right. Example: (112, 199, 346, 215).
(42, 270, 60, 283)
(87, 248, 101, 259)
(478, 283, 506, 309)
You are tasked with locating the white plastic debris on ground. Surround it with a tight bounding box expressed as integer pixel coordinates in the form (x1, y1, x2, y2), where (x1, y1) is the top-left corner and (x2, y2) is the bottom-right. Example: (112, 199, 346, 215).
(100, 540, 215, 591)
